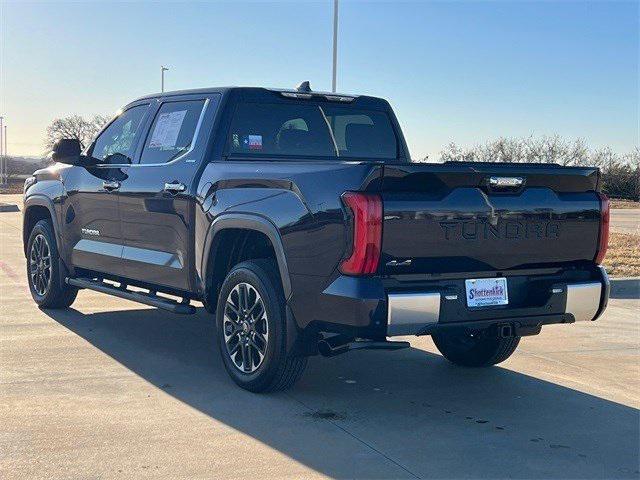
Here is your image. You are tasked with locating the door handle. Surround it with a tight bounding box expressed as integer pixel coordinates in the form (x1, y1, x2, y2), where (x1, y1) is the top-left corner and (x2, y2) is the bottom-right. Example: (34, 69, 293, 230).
(102, 180, 120, 191)
(164, 182, 186, 193)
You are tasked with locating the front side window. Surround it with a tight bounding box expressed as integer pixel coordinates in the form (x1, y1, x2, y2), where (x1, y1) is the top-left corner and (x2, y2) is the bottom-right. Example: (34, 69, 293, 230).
(91, 104, 148, 163)
(140, 100, 205, 164)
(227, 102, 397, 160)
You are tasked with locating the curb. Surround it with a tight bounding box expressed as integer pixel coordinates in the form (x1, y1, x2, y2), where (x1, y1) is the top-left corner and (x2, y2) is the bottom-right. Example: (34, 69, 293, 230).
(0, 203, 20, 213)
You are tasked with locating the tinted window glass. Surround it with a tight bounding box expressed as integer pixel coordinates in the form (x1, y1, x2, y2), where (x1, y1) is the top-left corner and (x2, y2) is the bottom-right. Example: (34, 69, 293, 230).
(140, 100, 205, 164)
(91, 105, 148, 163)
(228, 102, 397, 159)
(324, 107, 397, 159)
(228, 103, 335, 157)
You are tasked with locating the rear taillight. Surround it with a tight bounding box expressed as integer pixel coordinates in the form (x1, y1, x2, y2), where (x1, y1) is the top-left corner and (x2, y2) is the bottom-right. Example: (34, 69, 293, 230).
(340, 192, 382, 275)
(594, 193, 610, 264)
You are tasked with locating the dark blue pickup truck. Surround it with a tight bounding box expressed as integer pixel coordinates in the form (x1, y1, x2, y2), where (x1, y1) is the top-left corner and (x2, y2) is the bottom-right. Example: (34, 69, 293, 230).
(23, 84, 610, 392)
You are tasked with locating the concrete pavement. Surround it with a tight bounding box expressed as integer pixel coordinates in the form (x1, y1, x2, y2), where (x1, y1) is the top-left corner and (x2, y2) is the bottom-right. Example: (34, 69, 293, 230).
(611, 209, 639, 235)
(1, 195, 639, 479)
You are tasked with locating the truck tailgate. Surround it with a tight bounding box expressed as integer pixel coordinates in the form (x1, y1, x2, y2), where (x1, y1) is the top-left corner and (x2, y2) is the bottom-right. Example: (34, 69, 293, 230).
(381, 163, 602, 274)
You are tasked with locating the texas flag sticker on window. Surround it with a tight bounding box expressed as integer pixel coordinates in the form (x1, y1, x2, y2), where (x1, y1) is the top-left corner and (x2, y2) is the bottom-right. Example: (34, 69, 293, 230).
(242, 134, 262, 150)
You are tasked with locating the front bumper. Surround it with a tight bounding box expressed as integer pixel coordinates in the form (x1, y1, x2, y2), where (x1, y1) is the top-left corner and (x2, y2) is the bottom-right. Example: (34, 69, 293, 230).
(386, 266, 610, 337)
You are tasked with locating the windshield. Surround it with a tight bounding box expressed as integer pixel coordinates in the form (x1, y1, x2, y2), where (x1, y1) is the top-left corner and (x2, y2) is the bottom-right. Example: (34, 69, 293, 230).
(228, 102, 398, 159)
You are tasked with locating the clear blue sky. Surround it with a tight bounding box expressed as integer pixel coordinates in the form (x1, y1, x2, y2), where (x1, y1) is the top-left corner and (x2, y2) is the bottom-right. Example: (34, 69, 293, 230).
(1, 0, 638, 159)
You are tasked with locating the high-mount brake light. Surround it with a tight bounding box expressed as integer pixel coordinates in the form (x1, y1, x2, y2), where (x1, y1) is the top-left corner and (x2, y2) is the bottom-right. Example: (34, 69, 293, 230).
(324, 95, 355, 102)
(279, 92, 355, 102)
(280, 92, 313, 99)
(594, 193, 610, 264)
(339, 192, 382, 275)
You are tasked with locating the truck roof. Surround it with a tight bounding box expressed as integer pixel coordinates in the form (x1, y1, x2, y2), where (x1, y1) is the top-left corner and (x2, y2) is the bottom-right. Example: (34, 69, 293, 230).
(132, 86, 382, 104)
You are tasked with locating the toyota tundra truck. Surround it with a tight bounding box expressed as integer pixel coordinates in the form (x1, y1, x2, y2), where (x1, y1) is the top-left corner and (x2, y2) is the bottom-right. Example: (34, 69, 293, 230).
(22, 84, 610, 392)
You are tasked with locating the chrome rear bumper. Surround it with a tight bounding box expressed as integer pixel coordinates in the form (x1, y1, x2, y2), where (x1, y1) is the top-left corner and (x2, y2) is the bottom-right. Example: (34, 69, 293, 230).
(386, 268, 609, 337)
(565, 282, 603, 322)
(387, 292, 440, 336)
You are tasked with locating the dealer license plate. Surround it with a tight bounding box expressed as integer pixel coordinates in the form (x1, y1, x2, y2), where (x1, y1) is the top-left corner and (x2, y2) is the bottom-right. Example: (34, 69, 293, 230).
(465, 277, 509, 308)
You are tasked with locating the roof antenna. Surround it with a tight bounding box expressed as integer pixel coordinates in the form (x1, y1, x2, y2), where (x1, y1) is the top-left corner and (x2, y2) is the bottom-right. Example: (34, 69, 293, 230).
(296, 81, 312, 93)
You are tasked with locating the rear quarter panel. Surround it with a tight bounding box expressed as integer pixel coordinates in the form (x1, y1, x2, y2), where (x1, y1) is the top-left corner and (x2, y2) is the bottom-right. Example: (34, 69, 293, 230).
(195, 160, 383, 330)
(197, 160, 382, 277)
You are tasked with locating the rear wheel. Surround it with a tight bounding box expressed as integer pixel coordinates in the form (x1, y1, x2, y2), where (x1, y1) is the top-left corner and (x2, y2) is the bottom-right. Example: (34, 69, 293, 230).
(432, 329, 520, 367)
(26, 219, 77, 308)
(216, 259, 307, 392)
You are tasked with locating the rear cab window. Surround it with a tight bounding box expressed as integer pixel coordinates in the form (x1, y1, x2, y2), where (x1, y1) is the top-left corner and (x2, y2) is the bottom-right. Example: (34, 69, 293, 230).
(227, 98, 398, 160)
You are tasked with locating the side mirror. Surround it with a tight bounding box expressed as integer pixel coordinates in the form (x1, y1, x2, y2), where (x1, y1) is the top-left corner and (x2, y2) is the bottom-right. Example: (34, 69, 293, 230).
(51, 139, 83, 165)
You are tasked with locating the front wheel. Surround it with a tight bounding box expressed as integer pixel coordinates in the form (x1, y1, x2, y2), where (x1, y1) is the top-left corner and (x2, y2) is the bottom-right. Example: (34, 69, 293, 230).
(26, 219, 78, 309)
(432, 329, 520, 367)
(215, 259, 307, 393)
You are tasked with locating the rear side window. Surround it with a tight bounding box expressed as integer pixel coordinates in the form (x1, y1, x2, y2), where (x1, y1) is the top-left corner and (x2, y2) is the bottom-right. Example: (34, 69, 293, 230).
(227, 102, 397, 159)
(140, 100, 205, 164)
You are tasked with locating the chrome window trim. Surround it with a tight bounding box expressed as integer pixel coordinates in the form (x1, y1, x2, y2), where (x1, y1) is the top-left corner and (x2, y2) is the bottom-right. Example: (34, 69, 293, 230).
(92, 97, 210, 169)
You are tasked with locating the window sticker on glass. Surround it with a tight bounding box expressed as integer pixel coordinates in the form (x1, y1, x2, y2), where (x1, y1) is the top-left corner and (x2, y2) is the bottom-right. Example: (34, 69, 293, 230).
(240, 134, 262, 150)
(248, 135, 262, 150)
(148, 110, 187, 149)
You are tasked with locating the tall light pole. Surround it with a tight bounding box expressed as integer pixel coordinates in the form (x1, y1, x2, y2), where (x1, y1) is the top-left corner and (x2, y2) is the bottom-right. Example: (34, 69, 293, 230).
(2, 125, 6, 185)
(161, 66, 169, 93)
(0, 117, 4, 185)
(332, 0, 339, 93)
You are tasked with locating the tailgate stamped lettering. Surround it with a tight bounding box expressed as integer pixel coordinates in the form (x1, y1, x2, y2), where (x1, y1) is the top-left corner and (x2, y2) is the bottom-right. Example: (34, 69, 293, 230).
(439, 220, 560, 241)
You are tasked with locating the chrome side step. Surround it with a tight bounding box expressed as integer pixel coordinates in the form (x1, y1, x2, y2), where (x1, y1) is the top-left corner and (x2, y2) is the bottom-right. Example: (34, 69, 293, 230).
(66, 277, 196, 315)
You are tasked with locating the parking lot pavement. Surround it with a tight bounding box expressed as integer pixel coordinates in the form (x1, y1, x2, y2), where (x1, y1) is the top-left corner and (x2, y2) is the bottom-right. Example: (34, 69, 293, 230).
(1, 197, 639, 479)
(611, 209, 639, 235)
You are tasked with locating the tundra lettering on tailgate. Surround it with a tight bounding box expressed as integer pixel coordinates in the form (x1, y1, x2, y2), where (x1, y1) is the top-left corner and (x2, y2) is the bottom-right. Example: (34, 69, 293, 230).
(439, 220, 560, 241)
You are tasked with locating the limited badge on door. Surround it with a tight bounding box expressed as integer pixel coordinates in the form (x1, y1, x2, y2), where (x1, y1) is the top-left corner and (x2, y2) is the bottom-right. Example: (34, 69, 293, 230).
(465, 277, 509, 308)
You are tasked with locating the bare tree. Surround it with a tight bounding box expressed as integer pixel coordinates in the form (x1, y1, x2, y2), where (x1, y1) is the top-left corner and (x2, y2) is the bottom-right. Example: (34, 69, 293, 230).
(44, 114, 110, 152)
(439, 136, 638, 200)
(440, 135, 591, 165)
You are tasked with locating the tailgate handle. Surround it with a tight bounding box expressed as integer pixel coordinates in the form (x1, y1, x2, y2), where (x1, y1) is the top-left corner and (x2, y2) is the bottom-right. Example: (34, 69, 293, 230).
(489, 176, 524, 188)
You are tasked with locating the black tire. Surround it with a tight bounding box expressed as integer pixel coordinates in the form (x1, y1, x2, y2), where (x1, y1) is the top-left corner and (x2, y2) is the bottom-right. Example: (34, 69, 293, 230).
(215, 259, 307, 393)
(26, 219, 78, 309)
(432, 329, 520, 367)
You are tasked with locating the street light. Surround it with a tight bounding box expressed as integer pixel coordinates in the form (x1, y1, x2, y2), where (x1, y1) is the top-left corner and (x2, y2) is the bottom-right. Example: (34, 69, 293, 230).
(2, 125, 6, 185)
(161, 66, 169, 93)
(0, 117, 4, 186)
(332, 0, 339, 93)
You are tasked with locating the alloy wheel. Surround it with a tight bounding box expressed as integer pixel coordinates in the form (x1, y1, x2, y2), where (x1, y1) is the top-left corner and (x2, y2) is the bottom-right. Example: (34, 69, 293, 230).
(223, 282, 269, 373)
(29, 234, 52, 296)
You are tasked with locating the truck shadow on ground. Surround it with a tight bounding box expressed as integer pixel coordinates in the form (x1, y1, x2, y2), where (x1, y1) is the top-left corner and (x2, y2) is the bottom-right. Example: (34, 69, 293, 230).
(45, 306, 639, 479)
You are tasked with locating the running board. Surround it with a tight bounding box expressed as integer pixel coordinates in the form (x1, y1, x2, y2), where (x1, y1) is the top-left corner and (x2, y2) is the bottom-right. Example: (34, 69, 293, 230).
(66, 277, 196, 314)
